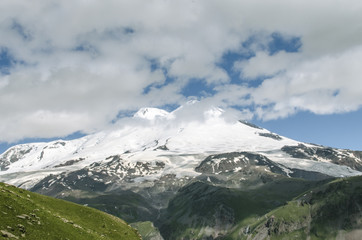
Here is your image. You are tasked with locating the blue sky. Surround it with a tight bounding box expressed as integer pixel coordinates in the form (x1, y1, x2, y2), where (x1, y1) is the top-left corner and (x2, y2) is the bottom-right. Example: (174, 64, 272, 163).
(254, 110, 362, 150)
(1, 1, 362, 153)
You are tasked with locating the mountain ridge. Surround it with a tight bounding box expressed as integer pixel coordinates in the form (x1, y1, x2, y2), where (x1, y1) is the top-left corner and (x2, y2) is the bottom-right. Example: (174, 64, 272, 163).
(1, 105, 362, 239)
(1, 105, 362, 192)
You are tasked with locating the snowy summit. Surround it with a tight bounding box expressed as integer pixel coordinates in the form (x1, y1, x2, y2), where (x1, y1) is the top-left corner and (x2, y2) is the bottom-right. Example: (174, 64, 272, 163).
(133, 107, 170, 120)
(1, 104, 361, 190)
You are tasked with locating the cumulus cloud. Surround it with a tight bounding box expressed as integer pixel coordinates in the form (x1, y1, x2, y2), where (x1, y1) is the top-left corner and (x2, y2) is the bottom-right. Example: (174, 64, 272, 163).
(250, 45, 362, 120)
(234, 51, 301, 79)
(0, 0, 362, 142)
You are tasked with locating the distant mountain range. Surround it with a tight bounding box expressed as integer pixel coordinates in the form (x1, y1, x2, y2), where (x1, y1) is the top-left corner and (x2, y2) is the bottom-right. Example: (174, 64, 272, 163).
(1, 104, 362, 239)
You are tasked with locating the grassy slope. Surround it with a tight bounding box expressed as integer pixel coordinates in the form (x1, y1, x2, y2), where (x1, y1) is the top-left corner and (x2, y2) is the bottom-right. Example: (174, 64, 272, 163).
(159, 177, 328, 239)
(0, 182, 141, 240)
(130, 221, 164, 240)
(64, 190, 157, 223)
(227, 176, 362, 239)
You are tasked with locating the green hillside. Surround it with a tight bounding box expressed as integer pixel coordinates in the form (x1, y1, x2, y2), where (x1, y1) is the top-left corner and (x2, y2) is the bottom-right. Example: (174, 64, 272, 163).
(159, 177, 327, 239)
(0, 182, 141, 240)
(226, 176, 362, 239)
(157, 176, 362, 239)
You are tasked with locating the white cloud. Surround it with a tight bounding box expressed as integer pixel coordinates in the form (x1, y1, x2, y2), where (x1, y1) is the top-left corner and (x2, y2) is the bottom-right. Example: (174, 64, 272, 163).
(234, 51, 301, 79)
(251, 46, 362, 120)
(0, 0, 362, 142)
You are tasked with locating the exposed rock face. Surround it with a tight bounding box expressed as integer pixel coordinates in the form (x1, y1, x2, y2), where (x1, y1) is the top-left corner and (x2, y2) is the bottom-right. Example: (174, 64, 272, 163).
(239, 120, 263, 129)
(1, 229, 19, 239)
(0, 147, 33, 171)
(195, 152, 285, 175)
(32, 155, 166, 195)
(282, 144, 362, 171)
(195, 152, 331, 181)
(54, 158, 85, 168)
(258, 132, 282, 140)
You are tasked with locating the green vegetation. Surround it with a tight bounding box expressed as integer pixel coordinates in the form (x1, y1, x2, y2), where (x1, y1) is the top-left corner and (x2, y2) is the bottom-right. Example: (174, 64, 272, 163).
(157, 176, 362, 239)
(7, 174, 361, 239)
(130, 221, 164, 240)
(64, 190, 157, 223)
(159, 177, 327, 239)
(226, 176, 362, 240)
(0, 182, 140, 240)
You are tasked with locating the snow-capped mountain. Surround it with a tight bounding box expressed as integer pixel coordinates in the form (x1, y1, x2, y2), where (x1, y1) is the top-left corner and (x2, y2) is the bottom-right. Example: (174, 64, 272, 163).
(133, 107, 170, 120)
(0, 104, 361, 190)
(2, 104, 362, 239)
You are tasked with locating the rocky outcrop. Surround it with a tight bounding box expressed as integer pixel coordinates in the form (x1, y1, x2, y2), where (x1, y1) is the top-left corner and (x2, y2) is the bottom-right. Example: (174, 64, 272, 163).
(195, 152, 284, 175)
(282, 144, 362, 171)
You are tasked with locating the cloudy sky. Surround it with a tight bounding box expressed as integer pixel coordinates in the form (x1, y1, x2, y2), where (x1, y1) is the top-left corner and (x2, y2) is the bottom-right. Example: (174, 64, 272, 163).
(1, 0, 362, 152)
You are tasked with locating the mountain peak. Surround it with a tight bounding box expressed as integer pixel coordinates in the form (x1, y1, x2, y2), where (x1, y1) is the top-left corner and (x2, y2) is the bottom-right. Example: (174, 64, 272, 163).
(133, 107, 170, 120)
(204, 106, 224, 119)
